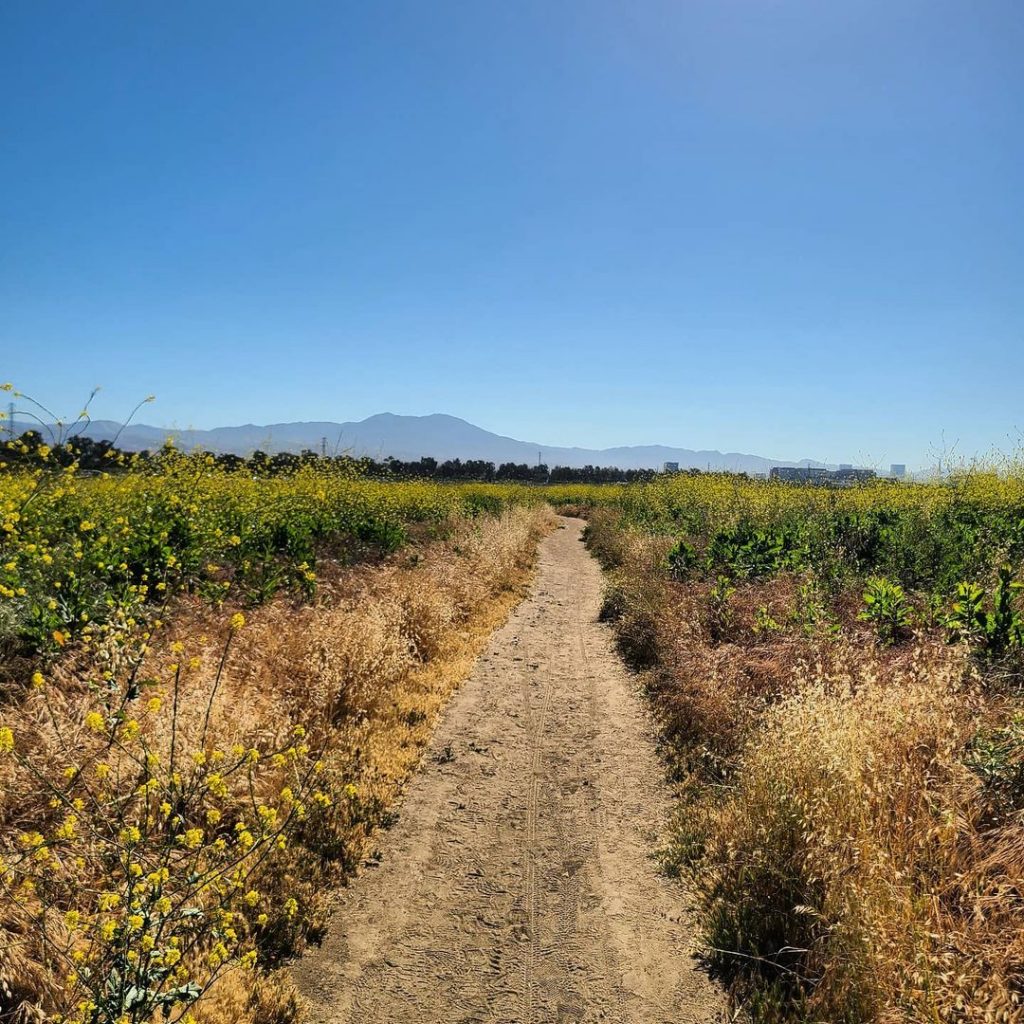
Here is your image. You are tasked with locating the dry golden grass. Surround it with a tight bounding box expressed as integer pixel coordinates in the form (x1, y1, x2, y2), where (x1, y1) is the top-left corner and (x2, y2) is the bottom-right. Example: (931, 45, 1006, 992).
(0, 505, 553, 1024)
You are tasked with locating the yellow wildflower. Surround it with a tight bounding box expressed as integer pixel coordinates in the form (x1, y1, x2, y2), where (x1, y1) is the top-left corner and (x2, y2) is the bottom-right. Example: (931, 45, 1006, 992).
(178, 828, 204, 849)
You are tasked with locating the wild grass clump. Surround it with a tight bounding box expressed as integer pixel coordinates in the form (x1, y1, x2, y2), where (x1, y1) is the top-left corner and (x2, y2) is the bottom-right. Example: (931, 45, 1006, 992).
(694, 653, 984, 1021)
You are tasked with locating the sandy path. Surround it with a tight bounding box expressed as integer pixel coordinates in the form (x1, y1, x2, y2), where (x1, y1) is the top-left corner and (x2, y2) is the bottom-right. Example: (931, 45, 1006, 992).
(292, 518, 725, 1024)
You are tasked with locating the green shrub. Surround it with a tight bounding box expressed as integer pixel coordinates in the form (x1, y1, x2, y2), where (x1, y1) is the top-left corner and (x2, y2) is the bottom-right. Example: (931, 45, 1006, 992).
(945, 565, 1023, 657)
(858, 577, 912, 644)
(707, 523, 806, 579)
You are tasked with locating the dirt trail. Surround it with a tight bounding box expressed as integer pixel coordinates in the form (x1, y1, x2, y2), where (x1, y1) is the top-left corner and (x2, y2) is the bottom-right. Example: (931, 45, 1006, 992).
(293, 518, 725, 1024)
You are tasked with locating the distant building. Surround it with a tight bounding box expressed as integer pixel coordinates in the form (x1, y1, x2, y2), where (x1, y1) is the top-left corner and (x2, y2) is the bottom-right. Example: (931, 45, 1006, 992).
(832, 467, 876, 486)
(838, 463, 852, 471)
(770, 466, 829, 482)
(771, 466, 875, 486)
(890, 464, 906, 479)
(663, 461, 679, 473)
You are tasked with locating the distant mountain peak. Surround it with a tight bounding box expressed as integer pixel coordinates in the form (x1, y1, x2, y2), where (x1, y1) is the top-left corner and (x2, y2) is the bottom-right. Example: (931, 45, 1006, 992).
(44, 412, 836, 473)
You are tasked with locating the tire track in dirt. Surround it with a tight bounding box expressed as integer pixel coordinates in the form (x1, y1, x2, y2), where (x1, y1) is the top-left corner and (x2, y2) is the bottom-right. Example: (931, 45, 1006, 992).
(292, 517, 725, 1024)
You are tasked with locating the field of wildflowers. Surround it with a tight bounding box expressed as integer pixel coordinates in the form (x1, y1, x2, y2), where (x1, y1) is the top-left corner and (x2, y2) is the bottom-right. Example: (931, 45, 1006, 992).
(0, 424, 550, 1024)
(5, 394, 1024, 1024)
(585, 469, 1024, 1022)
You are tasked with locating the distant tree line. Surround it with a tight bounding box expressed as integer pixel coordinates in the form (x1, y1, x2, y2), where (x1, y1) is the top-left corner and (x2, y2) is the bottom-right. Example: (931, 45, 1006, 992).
(2, 432, 125, 471)
(1, 430, 672, 483)
(372, 456, 660, 483)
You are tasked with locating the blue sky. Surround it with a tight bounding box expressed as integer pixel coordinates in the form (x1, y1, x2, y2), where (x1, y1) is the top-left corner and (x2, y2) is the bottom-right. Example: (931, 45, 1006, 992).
(1, 0, 1021, 468)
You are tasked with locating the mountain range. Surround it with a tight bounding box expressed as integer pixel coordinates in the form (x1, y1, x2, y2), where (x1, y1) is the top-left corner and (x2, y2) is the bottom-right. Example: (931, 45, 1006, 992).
(27, 413, 833, 474)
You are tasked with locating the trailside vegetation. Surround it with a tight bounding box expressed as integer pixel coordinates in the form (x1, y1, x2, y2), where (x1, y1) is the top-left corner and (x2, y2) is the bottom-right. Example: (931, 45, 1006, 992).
(0, 403, 552, 1024)
(584, 469, 1024, 1023)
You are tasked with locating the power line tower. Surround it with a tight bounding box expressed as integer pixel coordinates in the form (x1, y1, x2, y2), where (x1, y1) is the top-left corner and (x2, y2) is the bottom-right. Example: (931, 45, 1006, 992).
(7, 402, 14, 440)
(321, 436, 327, 458)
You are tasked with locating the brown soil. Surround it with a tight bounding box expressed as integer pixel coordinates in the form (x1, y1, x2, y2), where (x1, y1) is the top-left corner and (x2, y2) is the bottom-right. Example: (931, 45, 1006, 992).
(291, 518, 725, 1024)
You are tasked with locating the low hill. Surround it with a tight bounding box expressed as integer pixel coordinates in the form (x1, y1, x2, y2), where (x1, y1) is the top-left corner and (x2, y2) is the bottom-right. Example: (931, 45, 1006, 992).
(26, 413, 831, 473)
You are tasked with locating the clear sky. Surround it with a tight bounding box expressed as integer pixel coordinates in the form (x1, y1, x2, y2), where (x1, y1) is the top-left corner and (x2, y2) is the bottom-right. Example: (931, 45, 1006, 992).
(2, 1, 1021, 468)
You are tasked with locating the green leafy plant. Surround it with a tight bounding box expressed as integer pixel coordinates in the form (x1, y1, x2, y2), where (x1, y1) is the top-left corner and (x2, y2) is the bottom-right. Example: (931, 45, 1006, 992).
(707, 523, 806, 579)
(946, 565, 1023, 656)
(753, 605, 783, 636)
(858, 576, 913, 644)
